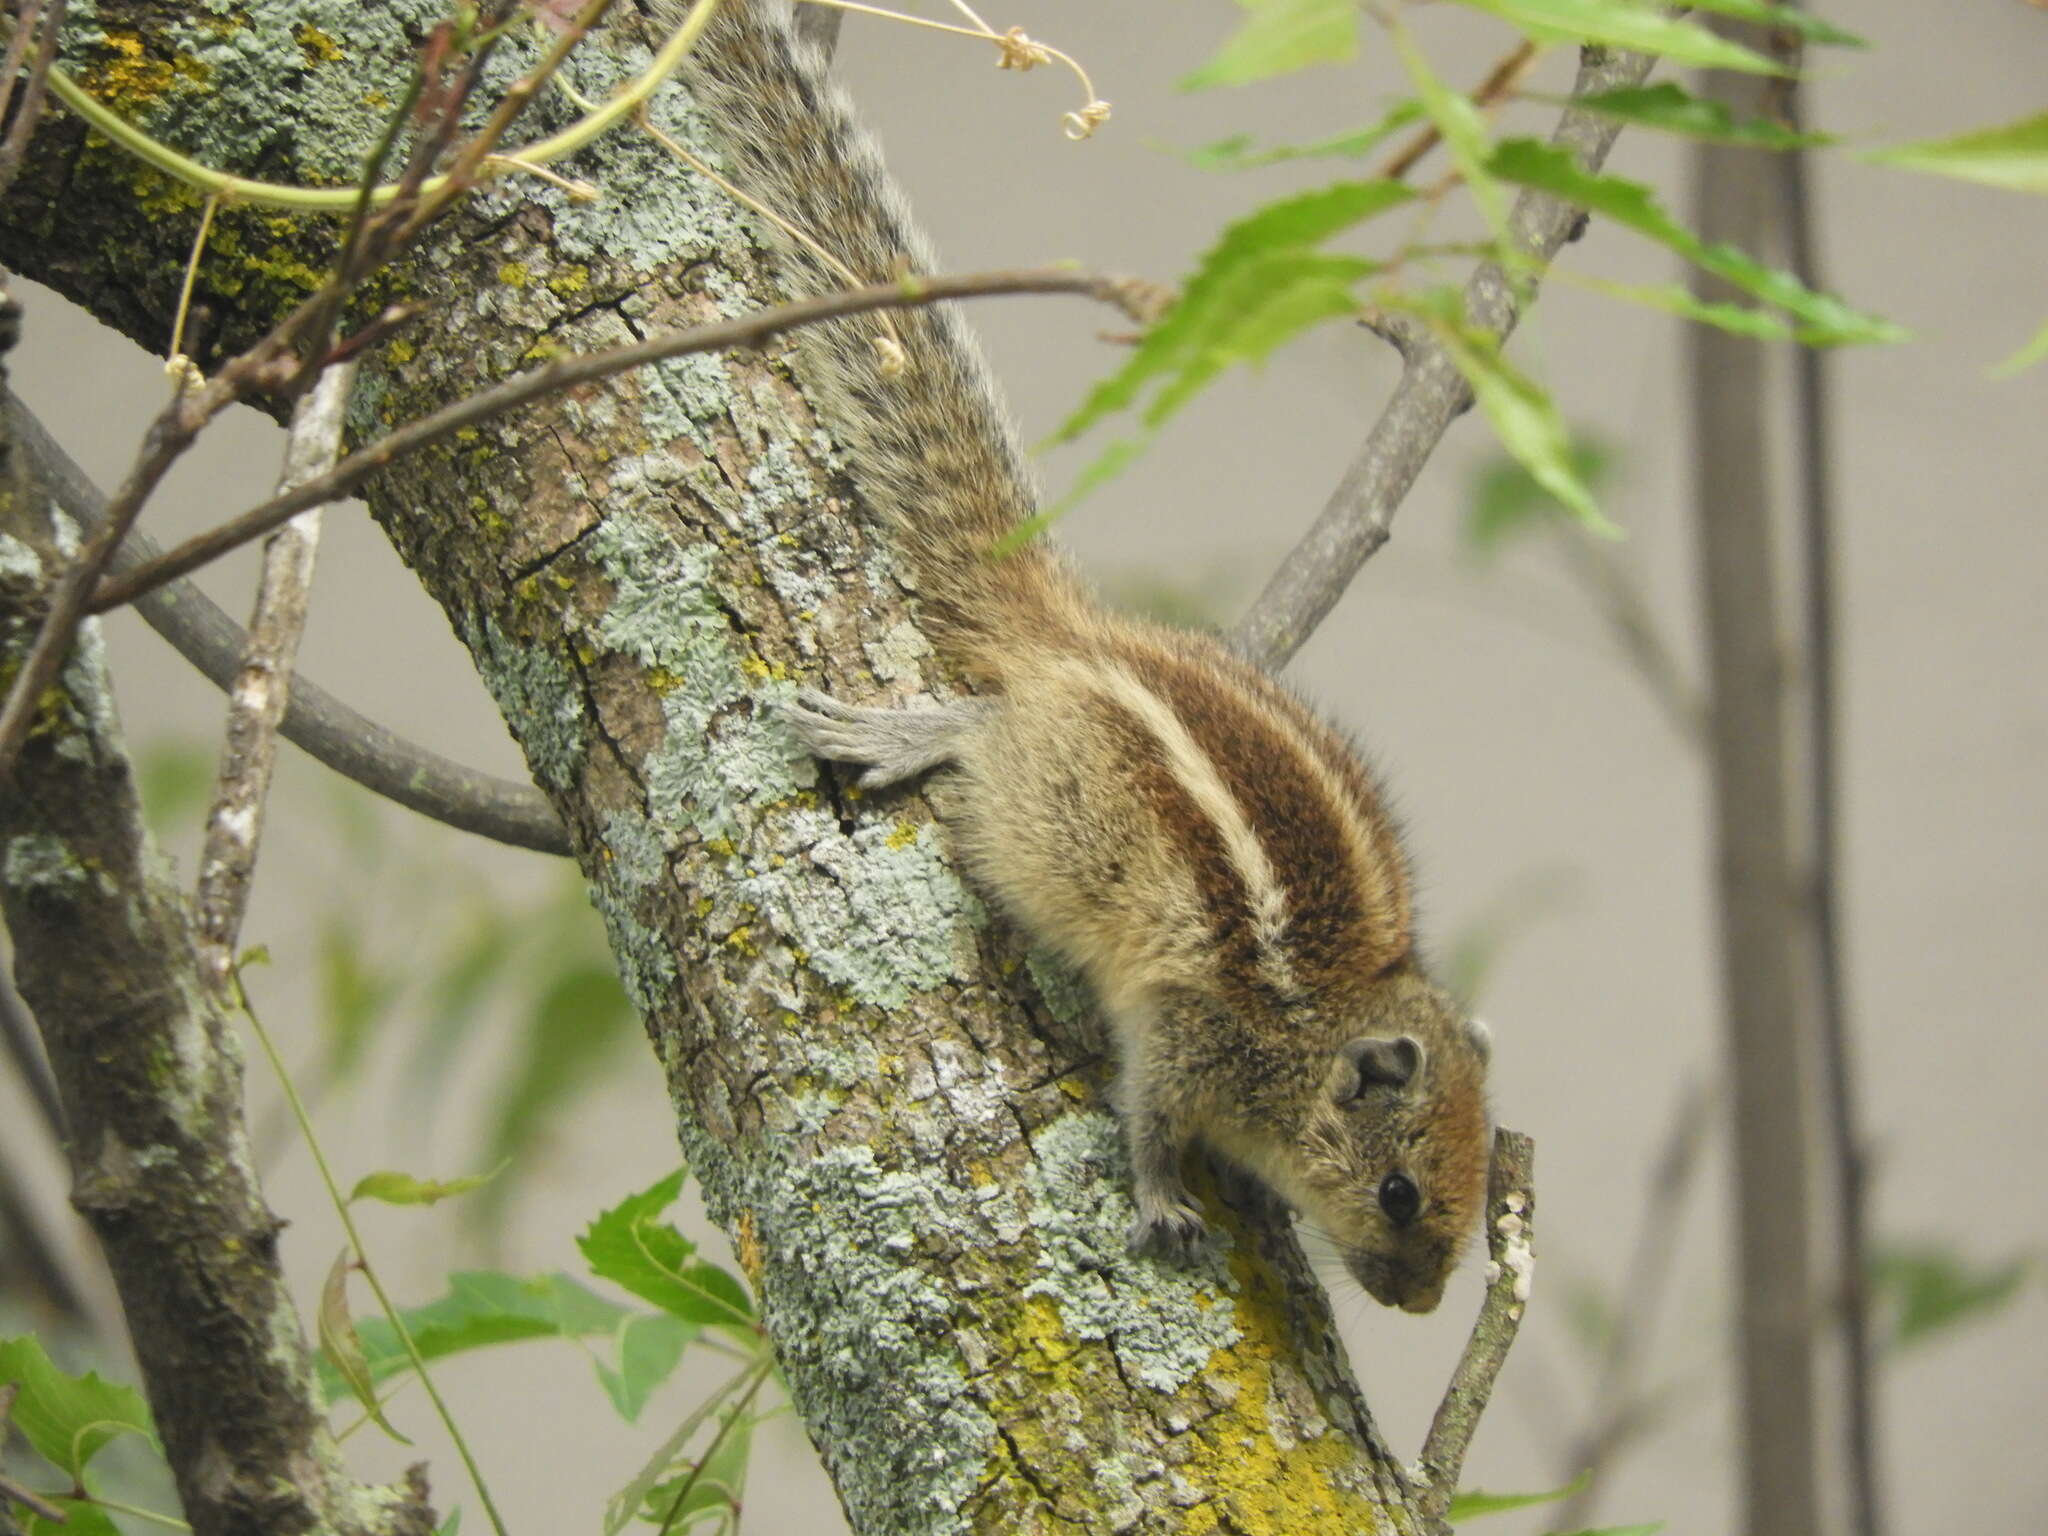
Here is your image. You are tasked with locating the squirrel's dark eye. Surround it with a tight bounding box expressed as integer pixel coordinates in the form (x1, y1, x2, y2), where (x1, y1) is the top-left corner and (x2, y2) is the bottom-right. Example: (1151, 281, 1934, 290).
(1378, 1172, 1420, 1226)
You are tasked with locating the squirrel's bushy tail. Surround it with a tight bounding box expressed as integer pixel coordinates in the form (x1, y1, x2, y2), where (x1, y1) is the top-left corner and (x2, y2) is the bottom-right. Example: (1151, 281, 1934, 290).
(678, 0, 1083, 679)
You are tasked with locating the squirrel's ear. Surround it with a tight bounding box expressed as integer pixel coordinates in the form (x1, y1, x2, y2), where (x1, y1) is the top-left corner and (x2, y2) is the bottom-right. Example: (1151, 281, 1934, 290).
(1465, 1017, 1493, 1063)
(1328, 1035, 1424, 1103)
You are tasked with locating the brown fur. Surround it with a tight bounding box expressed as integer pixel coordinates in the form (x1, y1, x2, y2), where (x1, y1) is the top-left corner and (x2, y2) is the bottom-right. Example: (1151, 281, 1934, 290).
(685, 0, 1492, 1310)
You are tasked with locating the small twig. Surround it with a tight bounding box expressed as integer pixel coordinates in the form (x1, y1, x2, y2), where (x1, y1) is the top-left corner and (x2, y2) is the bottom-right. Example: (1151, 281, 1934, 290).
(4, 390, 569, 854)
(652, 1356, 773, 1536)
(1378, 38, 1539, 182)
(1417, 1128, 1536, 1522)
(0, 1429, 69, 1529)
(89, 267, 1140, 613)
(1232, 38, 1669, 670)
(1552, 1081, 1714, 1529)
(193, 363, 355, 992)
(0, 0, 68, 202)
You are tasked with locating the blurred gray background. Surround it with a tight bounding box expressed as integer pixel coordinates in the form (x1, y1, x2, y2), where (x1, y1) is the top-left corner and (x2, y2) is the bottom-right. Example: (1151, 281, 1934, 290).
(3, 1, 2044, 1532)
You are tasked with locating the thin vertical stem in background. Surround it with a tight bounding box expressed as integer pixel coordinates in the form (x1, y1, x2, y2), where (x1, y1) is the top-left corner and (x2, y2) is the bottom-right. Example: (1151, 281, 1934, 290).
(1778, 37, 1882, 1536)
(1690, 48, 1822, 1536)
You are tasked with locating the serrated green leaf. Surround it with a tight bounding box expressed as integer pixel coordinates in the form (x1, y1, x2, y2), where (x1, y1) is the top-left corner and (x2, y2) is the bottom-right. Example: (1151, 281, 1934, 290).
(581, 1173, 757, 1332)
(349, 1162, 508, 1208)
(1466, 438, 1614, 559)
(1551, 82, 1833, 149)
(1445, 0, 1782, 73)
(435, 1509, 462, 1536)
(318, 1250, 411, 1445)
(0, 1336, 155, 1480)
(1448, 1471, 1590, 1520)
(1057, 179, 1411, 442)
(594, 1314, 696, 1425)
(1185, 100, 1425, 169)
(1564, 274, 1800, 340)
(1486, 137, 1905, 344)
(1863, 111, 2048, 195)
(1408, 292, 1615, 536)
(1870, 1243, 2033, 1353)
(1391, 20, 1511, 246)
(1180, 0, 1359, 90)
(1680, 0, 1863, 46)
(316, 1270, 636, 1401)
(1993, 318, 2048, 378)
(604, 1365, 765, 1536)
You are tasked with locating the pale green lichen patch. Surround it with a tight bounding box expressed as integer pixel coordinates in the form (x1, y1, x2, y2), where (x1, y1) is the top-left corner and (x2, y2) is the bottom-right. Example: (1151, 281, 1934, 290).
(3, 833, 98, 899)
(469, 615, 586, 791)
(146, 2, 435, 182)
(742, 811, 973, 1011)
(602, 805, 669, 891)
(587, 876, 678, 1020)
(477, 32, 755, 274)
(581, 514, 812, 836)
(1024, 949, 1093, 1032)
(721, 1142, 995, 1536)
(1024, 1111, 1241, 1394)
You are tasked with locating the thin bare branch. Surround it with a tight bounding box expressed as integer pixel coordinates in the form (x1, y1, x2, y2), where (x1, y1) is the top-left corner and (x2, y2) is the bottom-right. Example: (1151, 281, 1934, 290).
(1232, 39, 1669, 670)
(0, 421, 434, 1536)
(1418, 1128, 1536, 1520)
(0, 0, 68, 202)
(193, 363, 354, 991)
(4, 389, 571, 854)
(0, 4, 638, 778)
(89, 267, 1139, 613)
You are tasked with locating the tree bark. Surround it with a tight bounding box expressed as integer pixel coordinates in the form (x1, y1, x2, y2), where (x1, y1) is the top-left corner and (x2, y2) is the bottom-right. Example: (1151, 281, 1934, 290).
(2, 5, 1436, 1531)
(0, 298, 433, 1536)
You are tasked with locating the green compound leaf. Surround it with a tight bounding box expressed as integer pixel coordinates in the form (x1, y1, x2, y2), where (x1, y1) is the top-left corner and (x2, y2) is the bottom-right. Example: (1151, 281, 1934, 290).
(0, 1335, 155, 1481)
(1180, 0, 1359, 90)
(1863, 110, 2048, 195)
(1038, 179, 1410, 526)
(1185, 100, 1424, 170)
(1485, 137, 1905, 344)
(1680, 0, 1864, 46)
(1555, 82, 1834, 149)
(1993, 317, 2048, 379)
(315, 1269, 641, 1400)
(580, 1171, 757, 1333)
(1444, 0, 1781, 73)
(1392, 21, 1511, 246)
(1403, 289, 1615, 537)
(349, 1162, 508, 1207)
(1448, 1471, 1589, 1519)
(594, 1314, 697, 1426)
(1871, 1242, 2034, 1352)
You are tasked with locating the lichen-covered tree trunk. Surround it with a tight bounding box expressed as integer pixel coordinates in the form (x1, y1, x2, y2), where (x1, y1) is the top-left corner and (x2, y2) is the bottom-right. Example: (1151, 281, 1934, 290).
(1, 5, 1428, 1530)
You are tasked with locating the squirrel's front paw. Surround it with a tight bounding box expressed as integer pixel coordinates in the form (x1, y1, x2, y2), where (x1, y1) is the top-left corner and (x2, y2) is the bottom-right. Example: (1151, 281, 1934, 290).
(1128, 1201, 1209, 1265)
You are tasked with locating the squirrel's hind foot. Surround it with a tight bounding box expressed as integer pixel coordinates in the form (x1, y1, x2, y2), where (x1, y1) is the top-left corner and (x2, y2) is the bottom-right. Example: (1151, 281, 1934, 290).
(784, 688, 990, 789)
